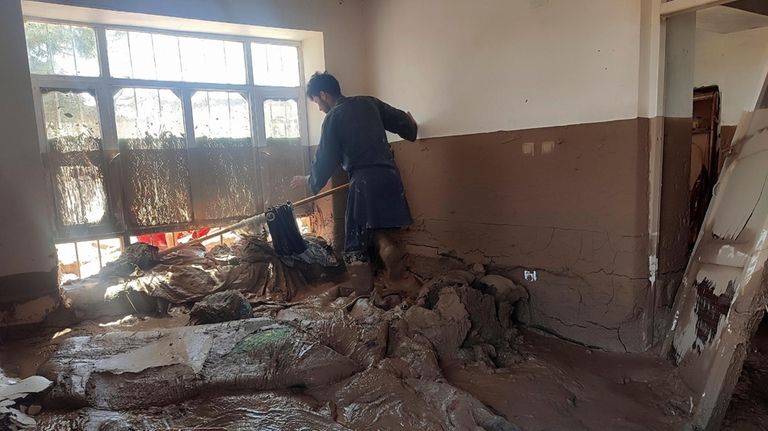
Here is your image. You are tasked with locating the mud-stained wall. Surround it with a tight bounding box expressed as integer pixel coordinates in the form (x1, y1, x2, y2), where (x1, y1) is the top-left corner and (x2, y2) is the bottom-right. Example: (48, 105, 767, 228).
(653, 13, 696, 331)
(0, 0, 58, 322)
(656, 117, 693, 310)
(393, 118, 650, 352)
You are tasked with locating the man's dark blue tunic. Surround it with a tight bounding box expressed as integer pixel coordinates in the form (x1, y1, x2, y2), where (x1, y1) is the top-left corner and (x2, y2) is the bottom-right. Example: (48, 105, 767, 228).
(308, 96, 417, 261)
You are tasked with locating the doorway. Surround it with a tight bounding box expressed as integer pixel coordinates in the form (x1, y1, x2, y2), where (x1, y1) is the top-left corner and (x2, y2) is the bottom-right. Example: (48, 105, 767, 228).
(689, 86, 721, 251)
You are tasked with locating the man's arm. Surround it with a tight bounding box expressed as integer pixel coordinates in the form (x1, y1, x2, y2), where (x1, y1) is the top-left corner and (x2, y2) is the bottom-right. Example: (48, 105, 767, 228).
(306, 117, 341, 195)
(374, 98, 418, 142)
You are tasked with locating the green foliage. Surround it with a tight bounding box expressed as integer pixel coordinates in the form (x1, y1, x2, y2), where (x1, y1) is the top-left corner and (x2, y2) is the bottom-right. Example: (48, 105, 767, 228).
(48, 134, 102, 154)
(195, 136, 252, 148)
(265, 137, 302, 146)
(25, 21, 97, 75)
(118, 131, 186, 150)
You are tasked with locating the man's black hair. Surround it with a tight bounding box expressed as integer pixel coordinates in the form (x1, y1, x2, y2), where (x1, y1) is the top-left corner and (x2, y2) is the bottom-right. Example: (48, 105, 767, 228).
(306, 71, 342, 98)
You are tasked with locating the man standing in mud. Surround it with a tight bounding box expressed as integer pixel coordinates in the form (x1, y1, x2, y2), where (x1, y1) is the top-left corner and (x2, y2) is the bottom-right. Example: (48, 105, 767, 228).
(291, 71, 417, 296)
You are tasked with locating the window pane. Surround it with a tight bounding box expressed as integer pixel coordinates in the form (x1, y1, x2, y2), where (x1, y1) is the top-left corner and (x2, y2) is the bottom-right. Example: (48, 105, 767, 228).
(43, 91, 102, 150)
(76, 240, 101, 278)
(56, 243, 79, 282)
(24, 21, 99, 77)
(114, 88, 191, 226)
(99, 238, 123, 266)
(128, 31, 157, 80)
(153, 34, 182, 81)
(106, 29, 245, 84)
(192, 91, 251, 143)
(106, 30, 132, 78)
(42, 90, 107, 225)
(264, 99, 300, 144)
(191, 91, 258, 220)
(251, 43, 300, 87)
(114, 88, 184, 147)
(72, 26, 99, 76)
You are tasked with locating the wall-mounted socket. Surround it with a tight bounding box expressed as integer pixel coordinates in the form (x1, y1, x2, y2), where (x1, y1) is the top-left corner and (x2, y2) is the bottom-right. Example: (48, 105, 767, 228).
(524, 270, 538, 282)
(522, 142, 535, 155)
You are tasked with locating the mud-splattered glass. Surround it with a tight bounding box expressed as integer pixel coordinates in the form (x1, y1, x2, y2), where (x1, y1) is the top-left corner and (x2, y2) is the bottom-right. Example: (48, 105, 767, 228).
(106, 30, 246, 84)
(264, 99, 300, 145)
(191, 91, 259, 220)
(113, 88, 192, 226)
(251, 43, 300, 87)
(42, 90, 107, 225)
(192, 91, 251, 144)
(24, 21, 100, 77)
(114, 88, 185, 147)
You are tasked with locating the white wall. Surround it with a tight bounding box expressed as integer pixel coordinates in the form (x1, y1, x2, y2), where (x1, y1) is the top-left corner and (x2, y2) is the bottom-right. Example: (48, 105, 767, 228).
(366, 0, 645, 139)
(665, 13, 697, 117)
(695, 26, 768, 125)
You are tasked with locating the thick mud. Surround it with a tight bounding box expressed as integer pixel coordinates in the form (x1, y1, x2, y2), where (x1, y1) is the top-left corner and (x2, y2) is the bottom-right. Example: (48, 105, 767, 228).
(446, 331, 690, 431)
(5, 260, 694, 430)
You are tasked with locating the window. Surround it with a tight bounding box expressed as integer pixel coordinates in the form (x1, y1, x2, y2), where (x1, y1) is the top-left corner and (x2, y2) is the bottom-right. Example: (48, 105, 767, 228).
(264, 99, 301, 145)
(106, 30, 246, 84)
(192, 91, 251, 145)
(25, 21, 99, 76)
(41, 90, 109, 227)
(114, 88, 191, 227)
(251, 43, 300, 87)
(191, 91, 260, 220)
(25, 19, 308, 261)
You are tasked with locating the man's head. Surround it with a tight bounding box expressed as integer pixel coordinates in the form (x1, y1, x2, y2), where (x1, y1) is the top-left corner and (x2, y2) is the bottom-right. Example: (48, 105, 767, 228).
(307, 71, 342, 114)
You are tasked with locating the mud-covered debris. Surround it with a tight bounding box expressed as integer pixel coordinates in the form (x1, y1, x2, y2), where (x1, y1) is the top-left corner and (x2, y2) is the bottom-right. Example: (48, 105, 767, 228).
(36, 393, 348, 430)
(443, 269, 477, 285)
(100, 243, 159, 278)
(0, 376, 52, 400)
(0, 374, 52, 430)
(189, 291, 252, 325)
(456, 285, 503, 346)
(471, 262, 486, 278)
(281, 234, 343, 282)
(41, 319, 360, 410)
(477, 274, 527, 304)
(149, 265, 222, 304)
(405, 287, 471, 359)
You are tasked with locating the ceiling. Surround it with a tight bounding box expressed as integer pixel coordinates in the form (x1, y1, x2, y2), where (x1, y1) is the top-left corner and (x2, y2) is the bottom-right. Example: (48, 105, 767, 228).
(728, 0, 768, 17)
(697, 4, 768, 34)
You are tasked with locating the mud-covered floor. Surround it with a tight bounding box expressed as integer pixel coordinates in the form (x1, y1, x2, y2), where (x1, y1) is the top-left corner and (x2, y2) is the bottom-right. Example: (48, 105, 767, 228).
(1, 283, 692, 430)
(721, 317, 768, 431)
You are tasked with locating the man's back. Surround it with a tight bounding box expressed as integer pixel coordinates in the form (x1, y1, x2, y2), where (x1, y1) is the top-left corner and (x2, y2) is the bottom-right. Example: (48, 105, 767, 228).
(324, 95, 412, 172)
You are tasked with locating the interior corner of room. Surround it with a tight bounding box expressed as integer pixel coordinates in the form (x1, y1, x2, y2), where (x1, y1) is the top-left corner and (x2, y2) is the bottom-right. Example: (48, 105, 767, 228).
(1, 0, 768, 430)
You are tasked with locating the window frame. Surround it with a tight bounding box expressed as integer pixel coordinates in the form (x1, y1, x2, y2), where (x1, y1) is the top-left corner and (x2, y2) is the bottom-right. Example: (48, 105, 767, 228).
(25, 16, 311, 242)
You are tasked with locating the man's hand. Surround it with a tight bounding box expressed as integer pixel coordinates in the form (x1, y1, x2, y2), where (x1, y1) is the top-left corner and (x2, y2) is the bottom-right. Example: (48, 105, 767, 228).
(407, 111, 416, 127)
(291, 175, 309, 190)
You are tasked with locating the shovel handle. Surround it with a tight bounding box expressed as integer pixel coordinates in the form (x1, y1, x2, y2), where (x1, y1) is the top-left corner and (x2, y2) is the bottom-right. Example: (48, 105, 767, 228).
(159, 183, 350, 256)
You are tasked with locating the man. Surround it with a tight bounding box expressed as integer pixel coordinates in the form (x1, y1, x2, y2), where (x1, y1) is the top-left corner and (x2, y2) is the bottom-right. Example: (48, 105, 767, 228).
(291, 71, 417, 296)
